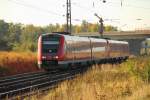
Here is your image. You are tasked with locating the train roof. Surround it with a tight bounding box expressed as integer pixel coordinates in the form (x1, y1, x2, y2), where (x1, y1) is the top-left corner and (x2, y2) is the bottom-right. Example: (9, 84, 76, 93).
(108, 40, 128, 44)
(41, 33, 128, 44)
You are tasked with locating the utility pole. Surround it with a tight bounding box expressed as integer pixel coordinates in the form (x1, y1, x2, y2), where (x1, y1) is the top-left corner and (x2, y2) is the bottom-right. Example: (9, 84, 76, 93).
(66, 0, 71, 34)
(94, 13, 104, 38)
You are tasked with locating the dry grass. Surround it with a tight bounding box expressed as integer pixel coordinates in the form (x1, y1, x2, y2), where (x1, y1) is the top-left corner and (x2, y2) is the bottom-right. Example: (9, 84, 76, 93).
(30, 57, 150, 100)
(0, 52, 39, 76)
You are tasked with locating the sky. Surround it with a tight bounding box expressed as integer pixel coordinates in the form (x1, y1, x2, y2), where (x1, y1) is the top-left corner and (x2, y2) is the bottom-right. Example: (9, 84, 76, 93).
(0, 0, 150, 31)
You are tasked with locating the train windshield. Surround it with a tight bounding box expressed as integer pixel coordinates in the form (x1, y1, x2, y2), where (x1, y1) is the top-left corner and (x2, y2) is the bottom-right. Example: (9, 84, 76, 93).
(42, 35, 60, 54)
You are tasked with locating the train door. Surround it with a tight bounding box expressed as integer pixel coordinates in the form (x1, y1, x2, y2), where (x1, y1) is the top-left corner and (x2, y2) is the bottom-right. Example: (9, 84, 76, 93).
(65, 36, 74, 63)
(70, 38, 75, 64)
(72, 37, 75, 64)
(106, 40, 110, 58)
(89, 38, 93, 61)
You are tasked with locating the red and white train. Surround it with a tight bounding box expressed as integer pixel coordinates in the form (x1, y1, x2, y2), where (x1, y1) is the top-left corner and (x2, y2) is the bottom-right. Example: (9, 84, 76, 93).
(37, 32, 129, 70)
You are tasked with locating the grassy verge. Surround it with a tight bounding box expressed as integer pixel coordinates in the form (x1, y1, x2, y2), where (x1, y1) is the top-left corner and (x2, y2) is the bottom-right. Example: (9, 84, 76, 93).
(0, 52, 39, 76)
(30, 56, 150, 100)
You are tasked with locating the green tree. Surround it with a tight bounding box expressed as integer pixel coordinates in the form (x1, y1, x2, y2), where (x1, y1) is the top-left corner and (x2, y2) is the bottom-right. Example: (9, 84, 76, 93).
(81, 20, 88, 32)
(13, 24, 42, 52)
(0, 20, 9, 50)
(7, 23, 22, 49)
(105, 25, 118, 31)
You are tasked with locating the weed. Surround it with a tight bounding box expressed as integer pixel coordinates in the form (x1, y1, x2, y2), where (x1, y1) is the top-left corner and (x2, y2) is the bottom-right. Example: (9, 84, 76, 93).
(38, 57, 150, 100)
(0, 52, 39, 76)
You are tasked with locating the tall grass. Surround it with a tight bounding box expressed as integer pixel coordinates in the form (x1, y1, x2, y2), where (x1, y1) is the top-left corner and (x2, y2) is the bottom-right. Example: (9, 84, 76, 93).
(35, 57, 150, 100)
(120, 57, 150, 82)
(0, 52, 39, 76)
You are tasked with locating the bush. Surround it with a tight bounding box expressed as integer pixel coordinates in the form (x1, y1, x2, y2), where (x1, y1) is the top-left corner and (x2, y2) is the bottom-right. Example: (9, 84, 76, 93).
(0, 66, 9, 76)
(120, 57, 150, 82)
(0, 52, 40, 76)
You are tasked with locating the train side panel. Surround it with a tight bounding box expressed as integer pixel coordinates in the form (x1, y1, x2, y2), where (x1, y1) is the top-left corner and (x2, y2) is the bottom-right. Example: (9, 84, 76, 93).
(108, 40, 129, 59)
(58, 35, 92, 65)
(73, 36, 91, 61)
(90, 38, 108, 61)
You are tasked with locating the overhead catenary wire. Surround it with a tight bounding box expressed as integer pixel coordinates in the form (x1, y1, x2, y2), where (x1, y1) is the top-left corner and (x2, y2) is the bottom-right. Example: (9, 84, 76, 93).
(106, 0, 150, 10)
(72, 2, 95, 14)
(7, 0, 89, 24)
(7, 0, 150, 18)
(72, 1, 119, 21)
(6, 0, 149, 30)
(62, 0, 150, 31)
(9, 0, 96, 25)
(7, 0, 64, 18)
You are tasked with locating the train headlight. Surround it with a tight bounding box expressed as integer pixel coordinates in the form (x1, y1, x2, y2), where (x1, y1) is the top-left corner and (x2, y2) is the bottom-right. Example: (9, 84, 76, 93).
(42, 56, 46, 59)
(54, 56, 58, 59)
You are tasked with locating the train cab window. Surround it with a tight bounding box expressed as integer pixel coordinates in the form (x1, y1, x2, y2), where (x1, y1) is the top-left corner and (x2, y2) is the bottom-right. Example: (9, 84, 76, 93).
(42, 35, 61, 54)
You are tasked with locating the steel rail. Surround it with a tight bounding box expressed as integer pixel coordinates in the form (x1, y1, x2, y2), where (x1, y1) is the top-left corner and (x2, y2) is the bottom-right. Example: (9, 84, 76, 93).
(0, 74, 49, 91)
(0, 72, 69, 93)
(0, 71, 45, 83)
(0, 70, 59, 88)
(0, 68, 83, 99)
(0, 70, 59, 84)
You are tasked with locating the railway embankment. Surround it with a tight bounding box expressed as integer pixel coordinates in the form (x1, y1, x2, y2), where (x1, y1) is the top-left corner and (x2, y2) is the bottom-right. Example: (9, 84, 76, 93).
(0, 52, 40, 76)
(39, 56, 150, 100)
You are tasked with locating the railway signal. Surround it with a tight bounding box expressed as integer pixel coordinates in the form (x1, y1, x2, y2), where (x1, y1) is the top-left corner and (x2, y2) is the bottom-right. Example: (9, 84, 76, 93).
(94, 13, 104, 38)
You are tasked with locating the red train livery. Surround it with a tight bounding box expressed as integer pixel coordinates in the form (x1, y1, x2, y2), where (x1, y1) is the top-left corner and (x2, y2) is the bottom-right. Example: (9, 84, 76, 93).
(38, 33, 129, 70)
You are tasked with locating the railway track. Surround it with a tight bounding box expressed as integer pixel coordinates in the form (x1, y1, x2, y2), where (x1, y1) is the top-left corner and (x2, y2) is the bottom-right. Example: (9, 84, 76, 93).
(0, 67, 87, 100)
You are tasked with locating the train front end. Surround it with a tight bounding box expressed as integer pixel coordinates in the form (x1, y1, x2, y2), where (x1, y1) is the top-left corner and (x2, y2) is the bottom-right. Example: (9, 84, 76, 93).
(37, 33, 65, 70)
